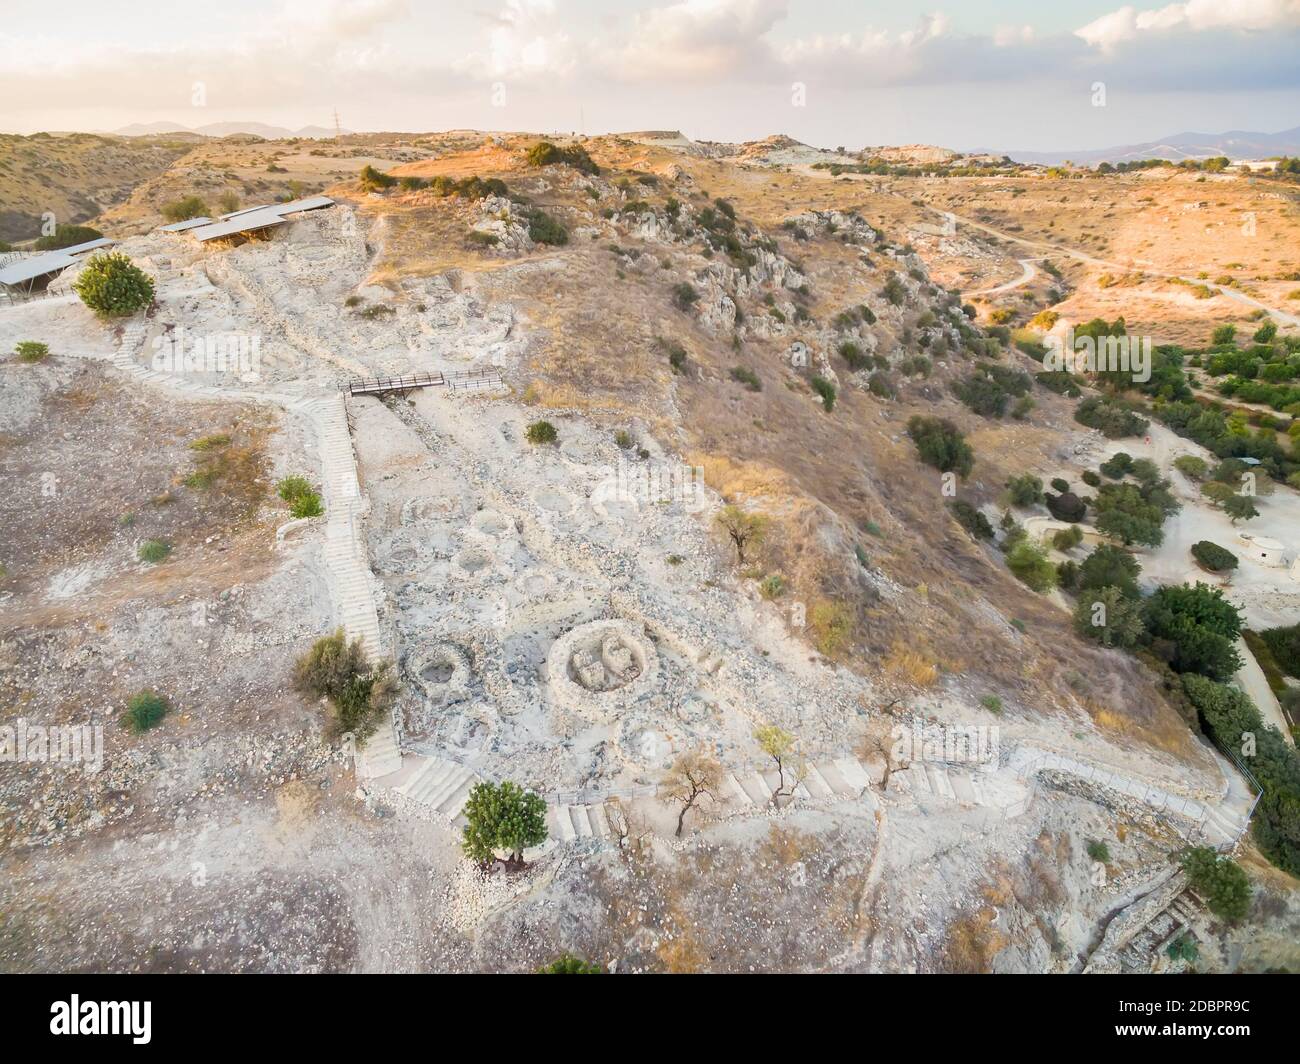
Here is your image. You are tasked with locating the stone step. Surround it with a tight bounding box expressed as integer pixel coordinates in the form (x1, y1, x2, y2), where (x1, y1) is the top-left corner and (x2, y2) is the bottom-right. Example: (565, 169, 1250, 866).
(399, 758, 456, 803)
(927, 763, 957, 802)
(813, 760, 851, 795)
(948, 771, 978, 805)
(725, 773, 754, 806)
(738, 772, 772, 804)
(550, 805, 576, 843)
(833, 757, 872, 793)
(425, 765, 476, 813)
(802, 762, 836, 799)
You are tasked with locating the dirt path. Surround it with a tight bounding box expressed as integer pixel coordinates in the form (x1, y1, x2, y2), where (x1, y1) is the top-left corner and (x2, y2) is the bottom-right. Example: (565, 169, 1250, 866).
(936, 206, 1300, 326)
(965, 257, 1039, 298)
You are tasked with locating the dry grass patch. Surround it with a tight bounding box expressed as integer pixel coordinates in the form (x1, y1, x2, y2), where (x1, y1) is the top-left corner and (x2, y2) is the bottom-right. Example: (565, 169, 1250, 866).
(882, 641, 940, 687)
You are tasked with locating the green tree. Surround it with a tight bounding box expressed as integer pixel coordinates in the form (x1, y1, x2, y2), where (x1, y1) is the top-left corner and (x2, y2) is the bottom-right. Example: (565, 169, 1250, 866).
(33, 223, 103, 250)
(1179, 846, 1251, 923)
(1006, 541, 1057, 593)
(461, 781, 548, 869)
(907, 415, 974, 478)
(754, 724, 802, 799)
(73, 252, 155, 317)
(1191, 541, 1238, 573)
(1144, 585, 1243, 680)
(1223, 495, 1259, 523)
(1079, 544, 1142, 597)
(1006, 474, 1044, 507)
(1073, 587, 1145, 649)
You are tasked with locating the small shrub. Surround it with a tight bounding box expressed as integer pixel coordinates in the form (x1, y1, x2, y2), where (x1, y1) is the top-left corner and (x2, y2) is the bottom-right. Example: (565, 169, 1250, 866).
(810, 375, 836, 411)
(907, 416, 974, 478)
(729, 366, 761, 391)
(526, 209, 568, 246)
(614, 430, 633, 449)
(294, 629, 397, 742)
(190, 433, 231, 452)
(809, 599, 854, 657)
(759, 574, 785, 599)
(290, 491, 325, 518)
(1052, 525, 1084, 552)
(123, 691, 168, 733)
(1173, 455, 1208, 480)
(358, 164, 397, 192)
(161, 196, 208, 223)
(277, 475, 314, 503)
(1086, 840, 1110, 863)
(525, 420, 558, 445)
(980, 694, 1003, 714)
(672, 282, 699, 311)
(137, 539, 172, 564)
(33, 223, 102, 250)
(950, 500, 994, 541)
(1006, 474, 1044, 508)
(525, 141, 599, 175)
(14, 341, 49, 363)
(539, 954, 602, 974)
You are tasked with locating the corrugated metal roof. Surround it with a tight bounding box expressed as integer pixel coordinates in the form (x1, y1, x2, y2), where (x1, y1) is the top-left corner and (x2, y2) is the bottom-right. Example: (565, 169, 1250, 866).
(277, 195, 334, 214)
(190, 208, 289, 243)
(220, 195, 334, 221)
(189, 196, 334, 243)
(0, 238, 118, 286)
(0, 251, 77, 286)
(159, 217, 213, 232)
(62, 237, 116, 256)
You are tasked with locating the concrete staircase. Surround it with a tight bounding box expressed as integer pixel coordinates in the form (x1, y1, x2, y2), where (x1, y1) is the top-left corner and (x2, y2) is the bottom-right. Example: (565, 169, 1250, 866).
(722, 756, 876, 808)
(295, 393, 396, 777)
(103, 322, 400, 779)
(394, 756, 480, 822)
(550, 802, 616, 842)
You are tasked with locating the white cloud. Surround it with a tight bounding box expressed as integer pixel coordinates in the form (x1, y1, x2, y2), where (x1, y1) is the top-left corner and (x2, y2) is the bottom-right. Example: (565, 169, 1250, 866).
(1077, 0, 1300, 50)
(610, 0, 787, 80)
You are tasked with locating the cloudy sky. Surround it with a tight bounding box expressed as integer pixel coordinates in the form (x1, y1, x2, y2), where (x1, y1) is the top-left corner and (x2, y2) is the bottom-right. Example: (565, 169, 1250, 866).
(2, 0, 1298, 151)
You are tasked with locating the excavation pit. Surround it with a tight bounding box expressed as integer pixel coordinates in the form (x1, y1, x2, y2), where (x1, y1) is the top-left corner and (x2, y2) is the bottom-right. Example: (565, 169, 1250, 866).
(545, 619, 661, 724)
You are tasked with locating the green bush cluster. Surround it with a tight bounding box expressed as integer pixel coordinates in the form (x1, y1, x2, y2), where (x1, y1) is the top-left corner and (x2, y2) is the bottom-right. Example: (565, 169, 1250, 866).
(73, 252, 155, 317)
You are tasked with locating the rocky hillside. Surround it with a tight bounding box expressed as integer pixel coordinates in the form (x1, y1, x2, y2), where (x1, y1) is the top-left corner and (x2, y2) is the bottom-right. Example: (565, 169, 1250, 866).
(0, 132, 193, 242)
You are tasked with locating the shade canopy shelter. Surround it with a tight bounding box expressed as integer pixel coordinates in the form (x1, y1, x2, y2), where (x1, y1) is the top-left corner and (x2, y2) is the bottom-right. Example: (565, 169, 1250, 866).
(0, 238, 116, 298)
(158, 217, 213, 233)
(185, 195, 336, 244)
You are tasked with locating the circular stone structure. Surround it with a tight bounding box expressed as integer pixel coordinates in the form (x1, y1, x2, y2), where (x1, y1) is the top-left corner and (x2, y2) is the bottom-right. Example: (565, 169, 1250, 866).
(470, 508, 515, 538)
(407, 643, 472, 706)
(545, 619, 660, 724)
(452, 545, 495, 576)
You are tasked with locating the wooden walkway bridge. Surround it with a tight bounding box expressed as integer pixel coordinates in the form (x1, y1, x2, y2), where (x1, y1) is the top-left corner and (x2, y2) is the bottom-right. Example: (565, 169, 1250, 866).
(343, 367, 504, 399)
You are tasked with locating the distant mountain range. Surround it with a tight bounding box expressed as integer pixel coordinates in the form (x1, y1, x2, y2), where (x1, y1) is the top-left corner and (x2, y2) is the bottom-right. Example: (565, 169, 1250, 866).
(111, 121, 346, 140)
(1001, 126, 1300, 166)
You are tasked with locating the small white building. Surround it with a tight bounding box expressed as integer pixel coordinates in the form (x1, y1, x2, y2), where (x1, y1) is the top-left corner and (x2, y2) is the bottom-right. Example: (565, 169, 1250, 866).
(1236, 532, 1287, 569)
